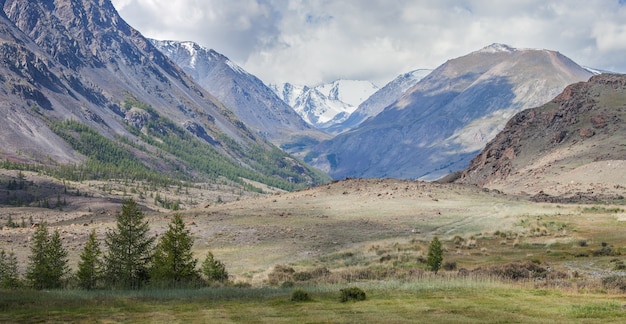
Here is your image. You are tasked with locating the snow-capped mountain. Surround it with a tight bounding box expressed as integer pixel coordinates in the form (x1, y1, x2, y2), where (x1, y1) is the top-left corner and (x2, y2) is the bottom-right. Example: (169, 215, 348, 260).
(271, 80, 379, 131)
(150, 39, 327, 147)
(308, 44, 594, 180)
(327, 69, 432, 133)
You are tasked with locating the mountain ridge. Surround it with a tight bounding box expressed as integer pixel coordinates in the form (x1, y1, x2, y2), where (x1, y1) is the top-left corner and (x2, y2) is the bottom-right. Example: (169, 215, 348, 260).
(457, 73, 626, 200)
(0, 0, 329, 189)
(270, 80, 378, 131)
(149, 39, 328, 148)
(307, 43, 593, 180)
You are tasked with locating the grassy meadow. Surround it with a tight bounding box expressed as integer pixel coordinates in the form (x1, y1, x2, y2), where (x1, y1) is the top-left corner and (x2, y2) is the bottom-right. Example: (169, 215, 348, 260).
(2, 177, 626, 322)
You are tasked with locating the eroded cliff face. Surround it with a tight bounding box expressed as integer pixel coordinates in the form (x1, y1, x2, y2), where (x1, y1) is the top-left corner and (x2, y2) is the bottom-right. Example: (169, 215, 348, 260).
(458, 74, 626, 199)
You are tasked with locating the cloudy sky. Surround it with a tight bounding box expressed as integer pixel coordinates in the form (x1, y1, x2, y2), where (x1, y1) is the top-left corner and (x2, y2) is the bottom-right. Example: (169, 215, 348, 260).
(111, 0, 626, 87)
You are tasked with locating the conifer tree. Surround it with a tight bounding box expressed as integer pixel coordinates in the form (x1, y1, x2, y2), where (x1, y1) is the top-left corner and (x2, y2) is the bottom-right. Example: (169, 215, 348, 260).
(77, 229, 102, 290)
(426, 236, 443, 274)
(151, 214, 199, 285)
(26, 224, 69, 289)
(201, 251, 228, 283)
(0, 249, 21, 289)
(103, 199, 154, 289)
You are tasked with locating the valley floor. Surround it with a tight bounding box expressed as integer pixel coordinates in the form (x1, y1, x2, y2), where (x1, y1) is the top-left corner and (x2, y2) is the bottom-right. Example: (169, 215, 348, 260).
(1, 173, 626, 322)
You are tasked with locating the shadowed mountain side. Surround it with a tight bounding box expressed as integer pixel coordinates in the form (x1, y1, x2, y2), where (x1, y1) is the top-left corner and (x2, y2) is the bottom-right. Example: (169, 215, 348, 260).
(328, 69, 432, 134)
(307, 44, 593, 180)
(457, 73, 626, 200)
(0, 0, 329, 189)
(149, 40, 329, 149)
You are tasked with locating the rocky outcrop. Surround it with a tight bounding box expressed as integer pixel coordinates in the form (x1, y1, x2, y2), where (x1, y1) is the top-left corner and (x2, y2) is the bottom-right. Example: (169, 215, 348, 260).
(458, 73, 626, 198)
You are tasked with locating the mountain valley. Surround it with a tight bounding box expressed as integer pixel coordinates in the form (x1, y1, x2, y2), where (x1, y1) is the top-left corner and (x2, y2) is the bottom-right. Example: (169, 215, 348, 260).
(1, 1, 626, 322)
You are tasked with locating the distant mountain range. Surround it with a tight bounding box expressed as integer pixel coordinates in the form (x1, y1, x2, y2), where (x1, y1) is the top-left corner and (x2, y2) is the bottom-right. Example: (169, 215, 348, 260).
(1, 0, 617, 192)
(149, 39, 329, 148)
(458, 73, 626, 200)
(307, 44, 594, 180)
(326, 69, 432, 134)
(0, 0, 328, 189)
(270, 80, 378, 132)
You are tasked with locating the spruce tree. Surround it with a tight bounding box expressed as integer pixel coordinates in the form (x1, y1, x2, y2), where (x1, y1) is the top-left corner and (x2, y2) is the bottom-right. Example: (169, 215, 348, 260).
(26, 224, 69, 289)
(201, 251, 228, 283)
(426, 236, 443, 274)
(151, 214, 199, 286)
(103, 199, 154, 289)
(77, 229, 102, 290)
(0, 249, 21, 289)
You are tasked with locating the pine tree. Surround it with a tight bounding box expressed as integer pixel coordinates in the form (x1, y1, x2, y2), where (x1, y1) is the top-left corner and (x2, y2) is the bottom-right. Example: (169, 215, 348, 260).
(201, 251, 228, 283)
(0, 249, 21, 289)
(103, 199, 154, 289)
(77, 229, 102, 290)
(26, 224, 69, 289)
(426, 236, 443, 274)
(151, 214, 199, 286)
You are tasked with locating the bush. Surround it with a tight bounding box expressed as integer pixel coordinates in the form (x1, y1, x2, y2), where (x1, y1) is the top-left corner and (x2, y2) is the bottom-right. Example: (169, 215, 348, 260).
(291, 289, 311, 302)
(267, 264, 295, 285)
(443, 261, 457, 271)
(602, 275, 626, 291)
(340, 286, 366, 302)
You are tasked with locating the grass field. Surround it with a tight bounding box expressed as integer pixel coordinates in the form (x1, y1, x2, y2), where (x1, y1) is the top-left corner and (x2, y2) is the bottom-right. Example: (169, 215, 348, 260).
(2, 176, 626, 322)
(1, 279, 626, 323)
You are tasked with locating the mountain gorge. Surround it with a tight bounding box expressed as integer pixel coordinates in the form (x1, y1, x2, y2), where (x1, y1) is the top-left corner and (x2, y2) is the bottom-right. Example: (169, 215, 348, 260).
(307, 44, 594, 180)
(0, 0, 328, 189)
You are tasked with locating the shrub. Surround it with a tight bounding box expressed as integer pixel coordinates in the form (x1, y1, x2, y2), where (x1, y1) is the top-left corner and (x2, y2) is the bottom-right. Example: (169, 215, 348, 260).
(602, 275, 626, 291)
(340, 286, 366, 302)
(291, 289, 311, 302)
(267, 264, 295, 285)
(610, 259, 626, 271)
(472, 261, 548, 280)
(577, 240, 587, 247)
(592, 246, 613, 257)
(281, 281, 294, 288)
(443, 261, 457, 271)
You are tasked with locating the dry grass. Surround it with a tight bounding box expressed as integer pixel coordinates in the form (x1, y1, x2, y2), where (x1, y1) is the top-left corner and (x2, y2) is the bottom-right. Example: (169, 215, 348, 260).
(1, 174, 626, 286)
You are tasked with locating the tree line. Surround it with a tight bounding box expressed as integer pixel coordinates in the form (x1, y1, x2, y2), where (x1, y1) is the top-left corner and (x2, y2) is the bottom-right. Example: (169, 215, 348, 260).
(0, 199, 228, 290)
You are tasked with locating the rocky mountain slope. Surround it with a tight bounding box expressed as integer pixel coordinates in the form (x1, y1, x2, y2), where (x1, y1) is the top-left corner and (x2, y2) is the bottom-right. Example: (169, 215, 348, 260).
(307, 44, 593, 180)
(458, 73, 626, 200)
(270, 80, 378, 132)
(149, 39, 328, 148)
(328, 69, 432, 134)
(0, 0, 328, 189)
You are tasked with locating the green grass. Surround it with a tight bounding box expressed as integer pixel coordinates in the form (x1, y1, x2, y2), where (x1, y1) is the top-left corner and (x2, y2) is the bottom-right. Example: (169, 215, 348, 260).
(2, 279, 626, 323)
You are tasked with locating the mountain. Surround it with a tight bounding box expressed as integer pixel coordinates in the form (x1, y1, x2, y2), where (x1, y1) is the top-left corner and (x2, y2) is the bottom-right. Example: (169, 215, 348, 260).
(307, 44, 593, 180)
(270, 80, 378, 132)
(0, 0, 328, 189)
(149, 39, 328, 148)
(326, 69, 432, 134)
(457, 73, 626, 201)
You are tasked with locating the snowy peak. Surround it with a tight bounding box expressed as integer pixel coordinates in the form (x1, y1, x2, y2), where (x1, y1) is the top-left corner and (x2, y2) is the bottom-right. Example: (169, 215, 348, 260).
(271, 79, 378, 130)
(330, 69, 432, 133)
(476, 43, 517, 54)
(319, 80, 378, 107)
(150, 39, 248, 76)
(151, 39, 325, 146)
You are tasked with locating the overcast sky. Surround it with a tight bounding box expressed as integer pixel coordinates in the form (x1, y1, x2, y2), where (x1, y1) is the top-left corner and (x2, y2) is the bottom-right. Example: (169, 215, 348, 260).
(111, 0, 626, 87)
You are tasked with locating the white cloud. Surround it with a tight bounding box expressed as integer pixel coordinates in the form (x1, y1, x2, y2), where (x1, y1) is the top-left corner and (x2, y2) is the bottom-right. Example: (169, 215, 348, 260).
(111, 0, 626, 86)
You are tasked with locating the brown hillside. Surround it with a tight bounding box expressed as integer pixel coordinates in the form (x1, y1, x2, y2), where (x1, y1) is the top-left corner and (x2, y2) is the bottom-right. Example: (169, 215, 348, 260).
(458, 74, 626, 201)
